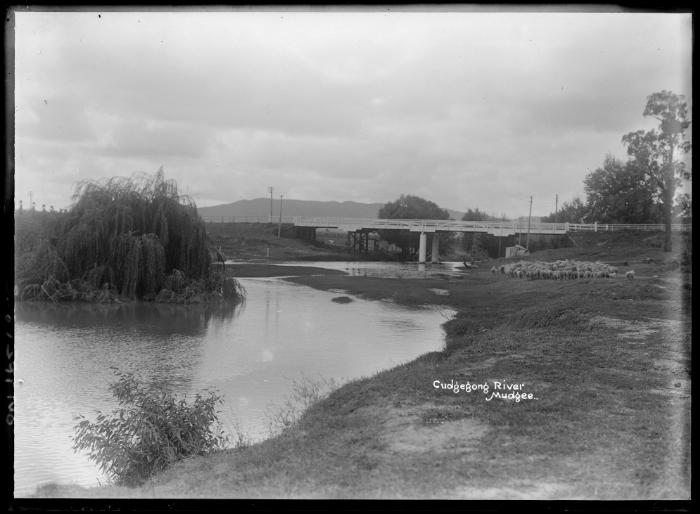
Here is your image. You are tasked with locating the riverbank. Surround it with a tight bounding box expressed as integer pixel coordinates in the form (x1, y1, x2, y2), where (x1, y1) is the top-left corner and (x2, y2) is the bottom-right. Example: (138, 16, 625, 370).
(29, 243, 691, 499)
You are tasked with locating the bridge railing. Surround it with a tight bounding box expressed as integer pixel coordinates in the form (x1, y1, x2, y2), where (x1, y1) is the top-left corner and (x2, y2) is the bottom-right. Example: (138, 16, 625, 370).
(294, 218, 569, 232)
(201, 215, 692, 233)
(566, 223, 691, 232)
(295, 217, 691, 232)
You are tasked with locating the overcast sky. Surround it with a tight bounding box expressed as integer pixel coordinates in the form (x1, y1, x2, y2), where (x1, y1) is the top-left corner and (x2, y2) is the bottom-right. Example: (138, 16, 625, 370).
(13, 8, 692, 218)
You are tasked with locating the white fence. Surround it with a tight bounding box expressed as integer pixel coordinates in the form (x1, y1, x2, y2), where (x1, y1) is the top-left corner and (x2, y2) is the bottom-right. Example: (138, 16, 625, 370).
(201, 215, 691, 233)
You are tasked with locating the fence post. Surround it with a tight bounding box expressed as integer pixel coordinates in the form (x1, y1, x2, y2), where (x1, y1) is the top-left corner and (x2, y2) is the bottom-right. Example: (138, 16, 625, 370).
(594, 222, 597, 232)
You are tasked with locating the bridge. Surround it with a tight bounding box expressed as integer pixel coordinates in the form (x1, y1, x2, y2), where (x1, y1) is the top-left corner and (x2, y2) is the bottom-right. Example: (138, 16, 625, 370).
(201, 215, 691, 264)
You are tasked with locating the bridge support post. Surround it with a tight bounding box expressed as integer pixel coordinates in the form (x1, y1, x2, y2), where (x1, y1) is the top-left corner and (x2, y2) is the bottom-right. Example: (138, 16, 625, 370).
(347, 231, 368, 253)
(418, 232, 427, 263)
(431, 234, 439, 263)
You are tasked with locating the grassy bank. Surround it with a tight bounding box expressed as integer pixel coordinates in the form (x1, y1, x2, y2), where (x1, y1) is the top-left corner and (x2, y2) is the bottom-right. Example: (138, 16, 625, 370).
(30, 239, 691, 499)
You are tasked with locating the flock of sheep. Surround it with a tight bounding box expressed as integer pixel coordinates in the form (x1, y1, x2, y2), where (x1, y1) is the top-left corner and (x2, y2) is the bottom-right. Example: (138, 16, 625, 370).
(491, 259, 635, 280)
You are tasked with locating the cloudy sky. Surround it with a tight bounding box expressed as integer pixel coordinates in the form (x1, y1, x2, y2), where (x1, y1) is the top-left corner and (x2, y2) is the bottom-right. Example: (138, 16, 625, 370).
(13, 8, 691, 218)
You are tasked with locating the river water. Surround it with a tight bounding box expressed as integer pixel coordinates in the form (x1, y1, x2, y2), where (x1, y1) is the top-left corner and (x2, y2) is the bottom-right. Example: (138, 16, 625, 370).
(13, 271, 455, 496)
(274, 260, 469, 279)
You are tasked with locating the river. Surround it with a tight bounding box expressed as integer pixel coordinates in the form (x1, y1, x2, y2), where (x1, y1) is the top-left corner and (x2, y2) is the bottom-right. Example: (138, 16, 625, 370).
(13, 270, 455, 496)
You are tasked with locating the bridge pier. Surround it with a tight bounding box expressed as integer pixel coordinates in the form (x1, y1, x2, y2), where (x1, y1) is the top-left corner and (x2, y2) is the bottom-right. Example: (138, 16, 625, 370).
(347, 231, 369, 253)
(431, 234, 439, 263)
(418, 233, 427, 263)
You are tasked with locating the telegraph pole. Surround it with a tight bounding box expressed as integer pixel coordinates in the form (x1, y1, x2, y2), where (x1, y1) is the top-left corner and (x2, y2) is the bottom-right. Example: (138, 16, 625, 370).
(268, 187, 274, 222)
(526, 196, 533, 250)
(29, 191, 33, 211)
(555, 194, 558, 224)
(278, 195, 283, 238)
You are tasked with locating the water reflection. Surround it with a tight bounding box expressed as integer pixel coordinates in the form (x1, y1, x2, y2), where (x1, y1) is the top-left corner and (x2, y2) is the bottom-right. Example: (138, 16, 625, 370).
(275, 260, 466, 279)
(15, 300, 243, 336)
(14, 278, 454, 496)
(14, 301, 242, 495)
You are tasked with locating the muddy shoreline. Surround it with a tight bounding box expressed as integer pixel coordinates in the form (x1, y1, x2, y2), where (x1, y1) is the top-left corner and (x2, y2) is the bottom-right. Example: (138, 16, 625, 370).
(32, 255, 691, 499)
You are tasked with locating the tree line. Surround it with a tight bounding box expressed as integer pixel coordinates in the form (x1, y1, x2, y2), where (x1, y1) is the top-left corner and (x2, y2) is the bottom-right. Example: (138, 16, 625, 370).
(375, 91, 690, 257)
(541, 90, 691, 252)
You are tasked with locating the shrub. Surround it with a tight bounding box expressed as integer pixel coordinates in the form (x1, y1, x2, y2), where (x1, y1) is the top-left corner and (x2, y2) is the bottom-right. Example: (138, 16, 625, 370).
(72, 368, 229, 487)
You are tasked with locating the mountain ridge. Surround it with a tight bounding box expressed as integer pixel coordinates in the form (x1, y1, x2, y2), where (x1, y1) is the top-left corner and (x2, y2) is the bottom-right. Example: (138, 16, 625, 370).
(198, 198, 465, 220)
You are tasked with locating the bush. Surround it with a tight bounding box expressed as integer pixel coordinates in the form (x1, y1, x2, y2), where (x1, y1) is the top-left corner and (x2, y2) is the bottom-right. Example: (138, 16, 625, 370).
(72, 368, 229, 487)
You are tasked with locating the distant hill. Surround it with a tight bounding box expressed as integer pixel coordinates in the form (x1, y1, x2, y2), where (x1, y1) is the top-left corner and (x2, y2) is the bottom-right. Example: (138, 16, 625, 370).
(445, 209, 466, 221)
(199, 198, 466, 220)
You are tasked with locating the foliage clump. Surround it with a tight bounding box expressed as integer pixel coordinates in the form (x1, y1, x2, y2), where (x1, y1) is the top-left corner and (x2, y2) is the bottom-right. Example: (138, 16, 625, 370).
(541, 90, 691, 252)
(72, 368, 229, 487)
(377, 194, 452, 260)
(15, 168, 242, 303)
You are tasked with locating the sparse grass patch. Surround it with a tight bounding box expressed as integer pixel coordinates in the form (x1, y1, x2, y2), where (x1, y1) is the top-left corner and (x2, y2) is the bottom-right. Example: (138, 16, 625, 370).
(262, 373, 339, 438)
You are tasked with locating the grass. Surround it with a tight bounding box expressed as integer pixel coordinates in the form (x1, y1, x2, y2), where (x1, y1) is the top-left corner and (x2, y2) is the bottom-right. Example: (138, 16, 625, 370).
(25, 234, 691, 500)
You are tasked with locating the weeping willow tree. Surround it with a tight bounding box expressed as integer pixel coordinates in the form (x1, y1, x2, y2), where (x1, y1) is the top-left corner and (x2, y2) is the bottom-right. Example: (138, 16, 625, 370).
(15, 168, 244, 303)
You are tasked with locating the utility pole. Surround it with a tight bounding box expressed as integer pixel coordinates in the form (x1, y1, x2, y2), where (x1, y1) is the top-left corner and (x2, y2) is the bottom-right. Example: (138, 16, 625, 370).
(555, 194, 558, 224)
(29, 191, 33, 211)
(518, 215, 522, 246)
(526, 196, 533, 251)
(278, 195, 283, 238)
(268, 187, 274, 222)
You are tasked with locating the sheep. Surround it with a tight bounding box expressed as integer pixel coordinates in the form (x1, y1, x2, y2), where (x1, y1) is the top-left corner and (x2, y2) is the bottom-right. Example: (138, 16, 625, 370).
(492, 259, 622, 283)
(626, 270, 635, 280)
